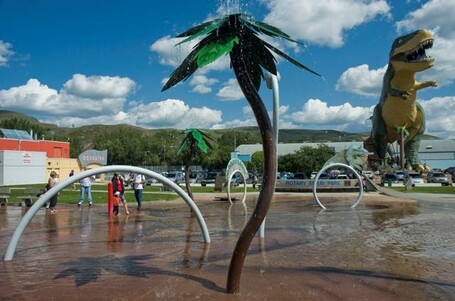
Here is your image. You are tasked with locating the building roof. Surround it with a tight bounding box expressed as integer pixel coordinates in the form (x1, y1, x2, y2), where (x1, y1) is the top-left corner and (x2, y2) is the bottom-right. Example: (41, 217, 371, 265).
(0, 128, 33, 140)
(418, 139, 455, 153)
(235, 140, 455, 156)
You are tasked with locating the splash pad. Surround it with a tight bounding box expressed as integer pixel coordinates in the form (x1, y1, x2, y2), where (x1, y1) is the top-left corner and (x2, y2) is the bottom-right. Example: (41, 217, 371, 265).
(0, 192, 453, 300)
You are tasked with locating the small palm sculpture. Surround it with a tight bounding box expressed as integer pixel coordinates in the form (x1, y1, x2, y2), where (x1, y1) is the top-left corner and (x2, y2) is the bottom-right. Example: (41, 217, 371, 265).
(162, 13, 320, 294)
(177, 128, 213, 201)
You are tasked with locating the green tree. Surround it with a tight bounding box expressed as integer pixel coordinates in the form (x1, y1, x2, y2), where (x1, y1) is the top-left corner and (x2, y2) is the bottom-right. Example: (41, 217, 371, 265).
(0, 118, 46, 138)
(248, 151, 264, 173)
(93, 128, 146, 165)
(153, 129, 180, 166)
(68, 136, 84, 158)
(201, 130, 258, 170)
(161, 13, 319, 294)
(279, 144, 333, 176)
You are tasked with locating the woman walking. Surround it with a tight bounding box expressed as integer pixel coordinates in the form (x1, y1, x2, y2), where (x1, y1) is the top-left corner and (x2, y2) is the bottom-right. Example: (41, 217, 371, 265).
(47, 171, 59, 213)
(112, 173, 130, 215)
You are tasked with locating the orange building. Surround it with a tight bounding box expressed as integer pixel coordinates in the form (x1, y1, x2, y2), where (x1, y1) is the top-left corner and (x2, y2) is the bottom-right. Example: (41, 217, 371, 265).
(0, 129, 79, 185)
(0, 138, 70, 158)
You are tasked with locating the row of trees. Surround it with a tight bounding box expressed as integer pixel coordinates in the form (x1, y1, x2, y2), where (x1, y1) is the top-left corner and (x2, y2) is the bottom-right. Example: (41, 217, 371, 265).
(1, 118, 333, 176)
(90, 128, 262, 169)
(0, 118, 47, 139)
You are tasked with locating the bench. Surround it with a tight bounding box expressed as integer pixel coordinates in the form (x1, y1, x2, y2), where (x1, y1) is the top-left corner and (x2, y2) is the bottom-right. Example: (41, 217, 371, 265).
(0, 187, 10, 206)
(17, 188, 45, 207)
(214, 176, 225, 192)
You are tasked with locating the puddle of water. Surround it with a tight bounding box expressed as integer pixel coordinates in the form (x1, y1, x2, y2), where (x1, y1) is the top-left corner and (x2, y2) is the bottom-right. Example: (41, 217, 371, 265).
(0, 196, 454, 300)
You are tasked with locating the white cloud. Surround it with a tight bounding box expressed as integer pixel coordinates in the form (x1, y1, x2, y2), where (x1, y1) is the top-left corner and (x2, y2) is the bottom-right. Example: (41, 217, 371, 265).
(0, 75, 224, 129)
(128, 99, 222, 129)
(40, 112, 133, 128)
(416, 34, 455, 86)
(291, 98, 373, 129)
(396, 0, 455, 39)
(336, 64, 386, 96)
(190, 75, 218, 94)
(336, 35, 455, 96)
(394, 0, 455, 86)
(63, 74, 136, 99)
(261, 0, 391, 47)
(0, 75, 135, 119)
(216, 78, 243, 101)
(337, 0, 455, 96)
(0, 79, 60, 111)
(420, 96, 455, 139)
(149, 36, 193, 67)
(0, 40, 14, 66)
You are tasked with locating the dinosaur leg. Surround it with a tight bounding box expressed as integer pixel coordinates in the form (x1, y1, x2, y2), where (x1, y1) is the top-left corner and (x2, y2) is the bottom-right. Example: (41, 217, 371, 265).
(404, 137, 422, 170)
(371, 104, 389, 160)
(405, 104, 426, 171)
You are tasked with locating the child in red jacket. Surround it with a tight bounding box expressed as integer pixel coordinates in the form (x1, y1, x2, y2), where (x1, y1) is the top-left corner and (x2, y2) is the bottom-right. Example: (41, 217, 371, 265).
(113, 191, 121, 216)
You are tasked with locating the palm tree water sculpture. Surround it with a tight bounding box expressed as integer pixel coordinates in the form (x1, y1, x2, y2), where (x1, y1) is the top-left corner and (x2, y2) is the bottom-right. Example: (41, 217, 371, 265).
(161, 13, 320, 294)
(177, 128, 213, 201)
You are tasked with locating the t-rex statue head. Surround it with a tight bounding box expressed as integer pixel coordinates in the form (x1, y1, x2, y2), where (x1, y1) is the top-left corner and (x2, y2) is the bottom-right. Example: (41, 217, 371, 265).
(389, 29, 435, 72)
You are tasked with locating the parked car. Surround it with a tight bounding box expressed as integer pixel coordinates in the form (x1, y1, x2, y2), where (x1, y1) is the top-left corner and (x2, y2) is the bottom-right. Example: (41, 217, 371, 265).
(403, 172, 424, 186)
(381, 173, 399, 186)
(395, 171, 406, 182)
(336, 174, 349, 179)
(362, 170, 374, 179)
(146, 177, 158, 185)
(310, 171, 317, 179)
(292, 172, 306, 180)
(201, 171, 221, 186)
(188, 172, 203, 184)
(165, 171, 184, 184)
(444, 166, 455, 178)
(427, 172, 449, 186)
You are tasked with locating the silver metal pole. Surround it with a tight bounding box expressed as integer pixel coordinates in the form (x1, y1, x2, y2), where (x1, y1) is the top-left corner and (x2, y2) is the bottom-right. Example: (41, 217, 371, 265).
(260, 72, 280, 237)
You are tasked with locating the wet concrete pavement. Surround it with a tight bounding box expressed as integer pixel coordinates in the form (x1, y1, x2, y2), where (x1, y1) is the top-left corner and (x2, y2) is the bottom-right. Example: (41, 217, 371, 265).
(0, 190, 454, 300)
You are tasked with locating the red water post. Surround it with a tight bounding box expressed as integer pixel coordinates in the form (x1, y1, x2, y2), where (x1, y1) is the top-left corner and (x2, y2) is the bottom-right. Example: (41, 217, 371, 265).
(107, 181, 113, 217)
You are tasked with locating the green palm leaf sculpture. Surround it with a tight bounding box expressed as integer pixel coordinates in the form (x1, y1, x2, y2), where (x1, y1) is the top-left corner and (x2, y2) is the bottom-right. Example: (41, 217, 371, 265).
(178, 128, 213, 201)
(162, 13, 320, 294)
(162, 13, 319, 92)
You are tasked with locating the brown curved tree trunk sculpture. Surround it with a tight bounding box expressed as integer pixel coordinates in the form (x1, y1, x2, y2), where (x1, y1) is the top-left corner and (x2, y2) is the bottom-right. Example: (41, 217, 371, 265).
(183, 162, 194, 201)
(226, 45, 277, 294)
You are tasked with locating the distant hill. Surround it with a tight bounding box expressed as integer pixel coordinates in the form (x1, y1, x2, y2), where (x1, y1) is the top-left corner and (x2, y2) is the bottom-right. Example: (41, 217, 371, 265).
(0, 110, 441, 145)
(0, 110, 40, 123)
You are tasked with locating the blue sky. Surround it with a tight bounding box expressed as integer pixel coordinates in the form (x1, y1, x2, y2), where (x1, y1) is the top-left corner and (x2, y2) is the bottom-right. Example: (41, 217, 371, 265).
(0, 0, 454, 139)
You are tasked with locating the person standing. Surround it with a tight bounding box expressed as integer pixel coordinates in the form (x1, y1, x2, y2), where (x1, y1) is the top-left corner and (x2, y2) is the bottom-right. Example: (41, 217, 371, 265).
(112, 192, 121, 216)
(133, 173, 145, 210)
(47, 171, 59, 213)
(78, 167, 94, 207)
(252, 173, 258, 190)
(112, 173, 130, 215)
(69, 169, 76, 190)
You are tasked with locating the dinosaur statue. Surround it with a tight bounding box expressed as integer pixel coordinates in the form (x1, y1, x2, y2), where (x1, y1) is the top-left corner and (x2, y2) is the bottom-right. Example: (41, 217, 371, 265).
(365, 29, 437, 172)
(323, 145, 369, 172)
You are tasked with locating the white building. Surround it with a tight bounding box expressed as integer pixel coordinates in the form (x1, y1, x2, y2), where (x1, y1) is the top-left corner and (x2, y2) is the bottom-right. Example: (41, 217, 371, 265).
(0, 150, 47, 185)
(235, 139, 455, 170)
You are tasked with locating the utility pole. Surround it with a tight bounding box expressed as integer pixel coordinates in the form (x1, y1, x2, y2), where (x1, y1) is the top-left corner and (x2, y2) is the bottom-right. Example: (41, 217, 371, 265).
(399, 129, 405, 170)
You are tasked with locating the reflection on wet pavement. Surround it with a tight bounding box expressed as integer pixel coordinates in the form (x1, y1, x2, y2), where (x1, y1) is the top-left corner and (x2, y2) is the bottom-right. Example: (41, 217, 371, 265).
(0, 193, 454, 300)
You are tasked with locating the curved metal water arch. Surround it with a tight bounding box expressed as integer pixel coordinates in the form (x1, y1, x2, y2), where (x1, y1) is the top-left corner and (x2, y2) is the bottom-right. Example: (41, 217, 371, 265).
(4, 165, 211, 261)
(226, 174, 248, 204)
(312, 163, 364, 210)
(226, 158, 250, 204)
